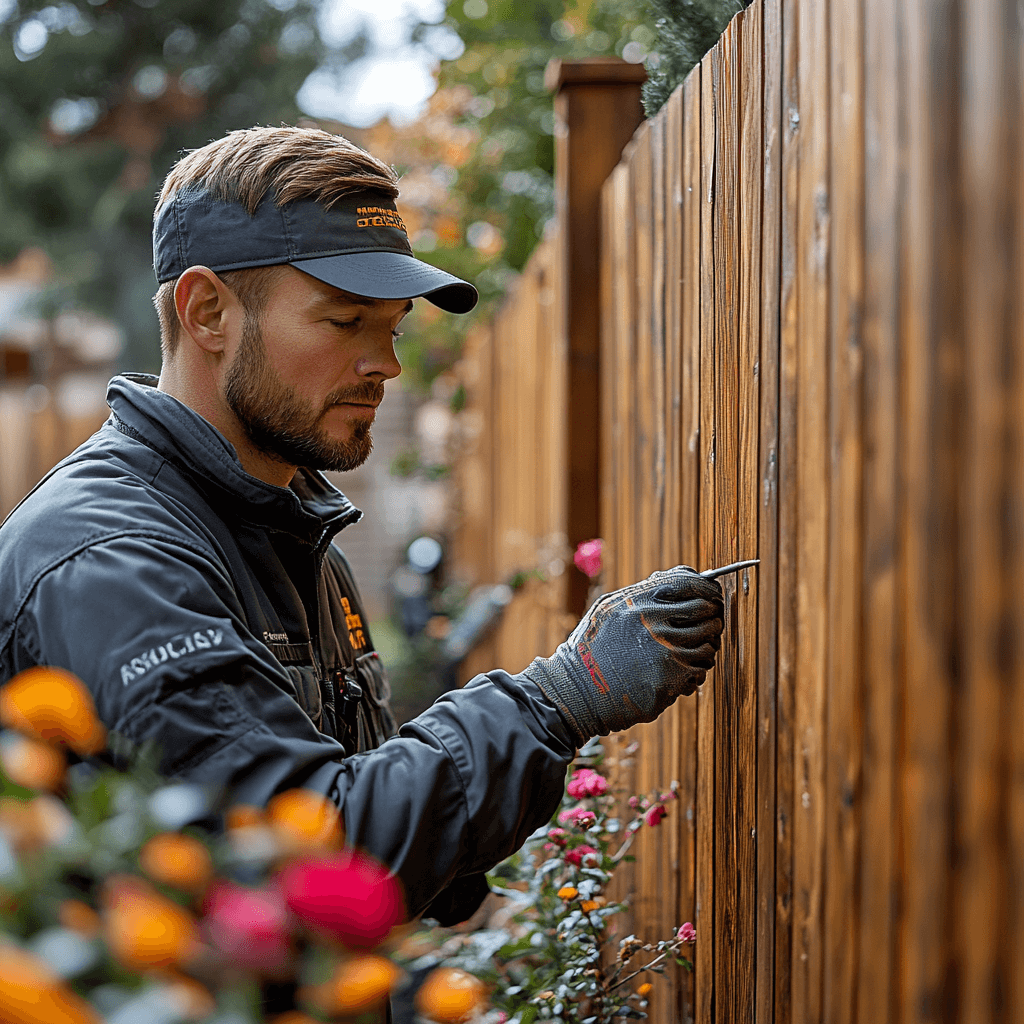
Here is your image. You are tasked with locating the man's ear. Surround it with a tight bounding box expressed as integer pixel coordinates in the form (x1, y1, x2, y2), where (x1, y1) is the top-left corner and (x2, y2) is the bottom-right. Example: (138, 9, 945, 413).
(173, 267, 238, 355)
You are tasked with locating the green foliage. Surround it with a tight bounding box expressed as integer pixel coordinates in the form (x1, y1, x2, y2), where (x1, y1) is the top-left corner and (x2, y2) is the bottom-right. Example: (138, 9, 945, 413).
(0, 0, 364, 371)
(640, 0, 751, 116)
(387, 0, 649, 387)
(435, 0, 648, 278)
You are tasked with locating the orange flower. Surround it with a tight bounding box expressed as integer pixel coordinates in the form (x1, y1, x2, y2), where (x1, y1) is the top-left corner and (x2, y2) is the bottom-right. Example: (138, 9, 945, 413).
(0, 943, 101, 1023)
(580, 900, 601, 912)
(0, 734, 65, 791)
(305, 954, 402, 1016)
(103, 876, 199, 970)
(637, 982, 653, 997)
(139, 833, 214, 894)
(557, 885, 578, 900)
(0, 667, 105, 755)
(0, 795, 74, 852)
(267, 789, 344, 853)
(59, 899, 101, 938)
(415, 967, 488, 1023)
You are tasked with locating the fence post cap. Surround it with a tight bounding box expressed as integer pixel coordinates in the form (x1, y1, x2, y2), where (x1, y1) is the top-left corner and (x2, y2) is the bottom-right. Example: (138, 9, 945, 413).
(544, 57, 648, 94)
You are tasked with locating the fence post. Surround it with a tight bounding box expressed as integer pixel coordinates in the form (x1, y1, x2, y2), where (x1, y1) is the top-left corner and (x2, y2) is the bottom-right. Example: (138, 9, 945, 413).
(545, 57, 647, 615)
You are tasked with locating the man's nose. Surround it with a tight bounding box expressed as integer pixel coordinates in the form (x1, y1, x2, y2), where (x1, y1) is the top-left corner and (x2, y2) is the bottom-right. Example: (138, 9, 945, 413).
(355, 334, 402, 381)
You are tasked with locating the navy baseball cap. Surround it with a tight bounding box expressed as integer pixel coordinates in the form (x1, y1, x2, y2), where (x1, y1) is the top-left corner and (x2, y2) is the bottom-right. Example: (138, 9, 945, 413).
(153, 188, 478, 314)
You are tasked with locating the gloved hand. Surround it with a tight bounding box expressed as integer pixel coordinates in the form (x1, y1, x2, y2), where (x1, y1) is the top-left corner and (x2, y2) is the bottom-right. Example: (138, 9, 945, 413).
(520, 566, 724, 746)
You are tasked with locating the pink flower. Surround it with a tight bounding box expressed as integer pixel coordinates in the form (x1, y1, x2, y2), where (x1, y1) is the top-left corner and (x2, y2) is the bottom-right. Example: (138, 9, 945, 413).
(278, 850, 405, 949)
(643, 804, 667, 827)
(564, 844, 598, 867)
(558, 806, 597, 829)
(628, 796, 640, 809)
(566, 769, 609, 799)
(547, 827, 568, 846)
(678, 921, 697, 943)
(573, 539, 603, 579)
(660, 790, 679, 802)
(204, 881, 291, 971)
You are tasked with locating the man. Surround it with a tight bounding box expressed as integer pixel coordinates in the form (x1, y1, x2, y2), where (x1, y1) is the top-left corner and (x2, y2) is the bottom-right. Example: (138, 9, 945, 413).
(0, 127, 724, 927)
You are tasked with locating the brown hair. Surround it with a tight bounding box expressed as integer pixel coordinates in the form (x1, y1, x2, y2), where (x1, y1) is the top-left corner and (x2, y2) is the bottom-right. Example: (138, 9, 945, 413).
(153, 126, 399, 357)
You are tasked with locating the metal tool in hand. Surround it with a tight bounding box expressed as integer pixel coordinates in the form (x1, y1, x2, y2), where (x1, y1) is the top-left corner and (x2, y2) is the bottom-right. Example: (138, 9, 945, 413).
(700, 558, 760, 579)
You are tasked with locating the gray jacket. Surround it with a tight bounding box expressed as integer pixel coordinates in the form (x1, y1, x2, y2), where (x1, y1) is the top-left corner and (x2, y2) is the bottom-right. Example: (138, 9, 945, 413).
(0, 374, 575, 923)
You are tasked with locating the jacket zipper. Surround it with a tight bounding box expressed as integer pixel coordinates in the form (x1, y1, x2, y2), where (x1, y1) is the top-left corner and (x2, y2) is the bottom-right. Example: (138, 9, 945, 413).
(312, 533, 356, 743)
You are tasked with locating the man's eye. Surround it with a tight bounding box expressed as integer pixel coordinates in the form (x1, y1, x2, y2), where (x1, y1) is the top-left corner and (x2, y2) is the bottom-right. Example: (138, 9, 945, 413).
(330, 320, 358, 330)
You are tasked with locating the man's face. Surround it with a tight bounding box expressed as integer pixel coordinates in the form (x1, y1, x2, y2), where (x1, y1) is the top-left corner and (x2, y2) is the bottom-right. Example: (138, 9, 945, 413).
(223, 267, 407, 474)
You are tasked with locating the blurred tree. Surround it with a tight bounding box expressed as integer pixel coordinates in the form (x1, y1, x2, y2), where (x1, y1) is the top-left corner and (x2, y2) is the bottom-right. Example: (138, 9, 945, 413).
(358, 0, 652, 391)
(0, 0, 367, 370)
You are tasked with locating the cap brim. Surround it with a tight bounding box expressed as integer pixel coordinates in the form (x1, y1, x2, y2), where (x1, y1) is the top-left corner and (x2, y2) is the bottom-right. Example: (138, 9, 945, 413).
(293, 251, 478, 314)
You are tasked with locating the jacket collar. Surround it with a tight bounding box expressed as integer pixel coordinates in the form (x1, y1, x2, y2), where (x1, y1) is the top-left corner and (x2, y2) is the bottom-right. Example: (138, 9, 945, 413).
(107, 374, 362, 544)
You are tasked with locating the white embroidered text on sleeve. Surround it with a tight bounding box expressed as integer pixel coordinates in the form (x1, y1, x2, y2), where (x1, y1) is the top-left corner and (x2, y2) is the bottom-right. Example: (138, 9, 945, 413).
(119, 628, 224, 685)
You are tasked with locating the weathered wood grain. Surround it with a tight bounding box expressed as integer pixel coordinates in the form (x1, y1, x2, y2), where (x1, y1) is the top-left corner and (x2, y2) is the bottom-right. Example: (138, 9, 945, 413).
(678, 72, 703, 1024)
(824, 0, 864, 1020)
(955, 2, 1019, 1020)
(1011, 13, 1024, 1019)
(631, 120, 660, 950)
(696, 50, 717, 1024)
(775, 0, 800, 1018)
(857, 0, 901, 1017)
(756, 2, 782, 1021)
(737, 7, 763, 1022)
(899, 2, 962, 1019)
(792, 0, 830, 1018)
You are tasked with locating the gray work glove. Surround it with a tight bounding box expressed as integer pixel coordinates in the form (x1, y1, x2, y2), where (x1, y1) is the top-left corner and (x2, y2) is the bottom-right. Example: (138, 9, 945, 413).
(520, 566, 724, 746)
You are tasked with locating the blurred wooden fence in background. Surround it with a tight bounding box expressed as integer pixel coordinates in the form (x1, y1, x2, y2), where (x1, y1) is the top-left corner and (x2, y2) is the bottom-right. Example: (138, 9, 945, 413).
(0, 389, 110, 519)
(452, 1, 1024, 1021)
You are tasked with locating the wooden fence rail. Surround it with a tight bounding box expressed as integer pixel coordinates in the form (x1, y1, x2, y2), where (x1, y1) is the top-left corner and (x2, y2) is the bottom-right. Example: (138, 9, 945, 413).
(453, 0, 1024, 1021)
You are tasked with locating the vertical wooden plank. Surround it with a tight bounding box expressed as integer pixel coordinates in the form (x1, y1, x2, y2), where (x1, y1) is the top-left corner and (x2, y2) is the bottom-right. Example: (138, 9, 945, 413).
(756, 1, 783, 1021)
(775, 0, 800, 1018)
(713, 21, 741, 1021)
(658, 85, 686, 1024)
(634, 123, 656, 585)
(1007, 19, 1024, 1019)
(825, 0, 864, 1019)
(612, 157, 635, 600)
(899, 2, 963, 1020)
(857, 0, 902, 1017)
(612, 154, 639, 934)
(678, 72, 703, 1024)
(1010, 18, 1024, 1022)
(648, 109, 676, 1004)
(737, 7, 763, 1022)
(631, 120, 659, 943)
(695, 50, 717, 1024)
(955, 1, 1019, 1019)
(793, 0, 830, 1019)
(600, 175, 619, 605)
(664, 90, 683, 575)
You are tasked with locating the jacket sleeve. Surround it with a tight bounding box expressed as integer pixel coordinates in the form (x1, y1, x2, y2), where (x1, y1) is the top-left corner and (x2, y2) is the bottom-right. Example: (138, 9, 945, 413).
(6, 534, 576, 916)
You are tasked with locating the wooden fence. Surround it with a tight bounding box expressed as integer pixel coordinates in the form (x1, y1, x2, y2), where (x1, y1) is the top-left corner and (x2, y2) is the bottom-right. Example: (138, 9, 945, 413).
(452, 1, 1024, 1021)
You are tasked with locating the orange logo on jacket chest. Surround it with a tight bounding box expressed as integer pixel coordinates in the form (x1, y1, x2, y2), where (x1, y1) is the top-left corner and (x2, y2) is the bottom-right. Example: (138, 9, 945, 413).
(340, 597, 366, 650)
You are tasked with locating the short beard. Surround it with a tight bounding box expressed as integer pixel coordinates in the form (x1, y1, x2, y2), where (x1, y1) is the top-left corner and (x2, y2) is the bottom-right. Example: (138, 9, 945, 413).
(223, 313, 383, 474)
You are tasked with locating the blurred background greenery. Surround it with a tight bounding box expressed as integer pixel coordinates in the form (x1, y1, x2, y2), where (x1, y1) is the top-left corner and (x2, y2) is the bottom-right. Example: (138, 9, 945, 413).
(0, 0, 745, 385)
